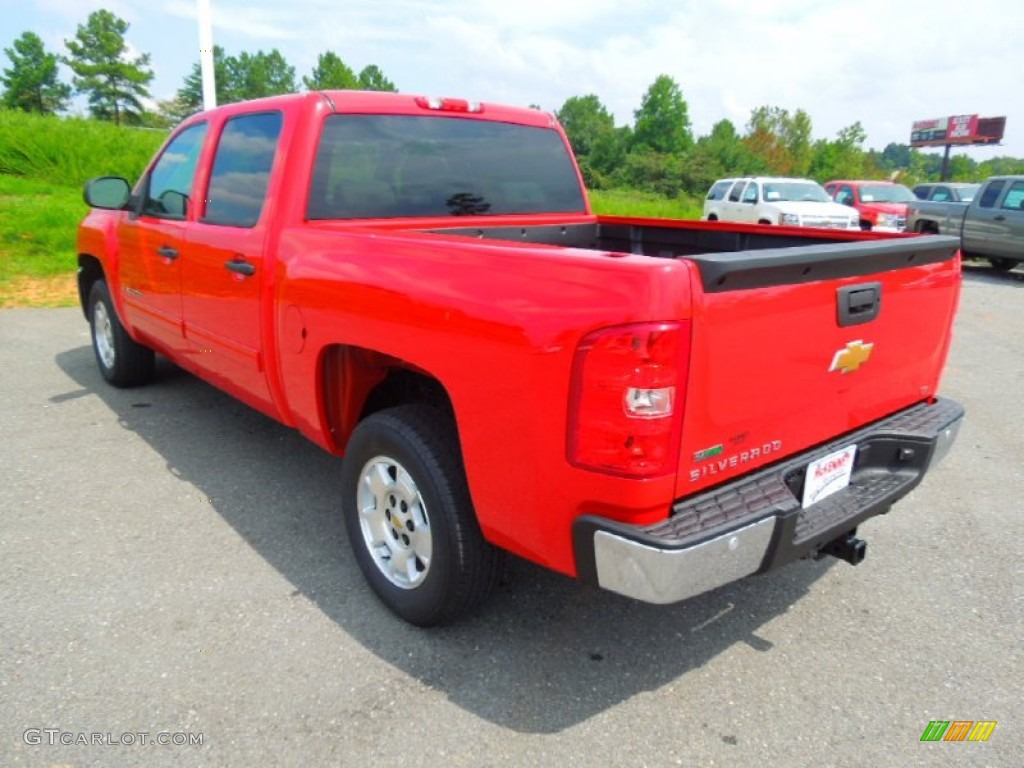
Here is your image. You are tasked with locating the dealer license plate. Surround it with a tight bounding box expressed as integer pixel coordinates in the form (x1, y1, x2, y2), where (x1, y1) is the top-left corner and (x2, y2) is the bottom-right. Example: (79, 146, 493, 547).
(801, 445, 857, 508)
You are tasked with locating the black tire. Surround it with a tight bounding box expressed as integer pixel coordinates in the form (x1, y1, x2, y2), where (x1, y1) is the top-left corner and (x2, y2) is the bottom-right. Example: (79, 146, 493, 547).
(988, 257, 1016, 272)
(88, 279, 155, 387)
(707, 214, 718, 221)
(341, 405, 504, 626)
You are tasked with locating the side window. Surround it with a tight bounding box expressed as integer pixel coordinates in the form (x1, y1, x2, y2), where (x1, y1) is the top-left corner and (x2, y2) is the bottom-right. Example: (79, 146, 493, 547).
(143, 123, 208, 218)
(837, 185, 855, 205)
(742, 183, 758, 204)
(1000, 181, 1024, 211)
(977, 181, 1005, 209)
(932, 187, 950, 202)
(728, 181, 746, 202)
(707, 180, 731, 201)
(202, 112, 284, 228)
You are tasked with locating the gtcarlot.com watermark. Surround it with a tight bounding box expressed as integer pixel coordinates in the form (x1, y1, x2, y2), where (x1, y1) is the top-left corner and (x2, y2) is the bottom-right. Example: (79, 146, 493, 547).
(24, 728, 203, 747)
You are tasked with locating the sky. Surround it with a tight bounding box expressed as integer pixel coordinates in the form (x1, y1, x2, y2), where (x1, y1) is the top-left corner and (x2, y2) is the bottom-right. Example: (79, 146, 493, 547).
(2, 0, 1023, 159)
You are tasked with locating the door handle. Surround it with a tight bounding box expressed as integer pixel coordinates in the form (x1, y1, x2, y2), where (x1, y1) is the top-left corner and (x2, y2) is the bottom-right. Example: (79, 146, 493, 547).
(225, 258, 255, 277)
(993, 215, 1006, 222)
(837, 282, 881, 327)
(157, 245, 179, 260)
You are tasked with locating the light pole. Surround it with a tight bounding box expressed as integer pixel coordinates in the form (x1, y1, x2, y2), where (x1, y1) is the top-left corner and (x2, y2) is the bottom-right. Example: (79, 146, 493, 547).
(197, 0, 216, 110)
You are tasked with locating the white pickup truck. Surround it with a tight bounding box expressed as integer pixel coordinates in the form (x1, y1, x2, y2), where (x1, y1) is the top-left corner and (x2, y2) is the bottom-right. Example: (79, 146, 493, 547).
(704, 176, 859, 229)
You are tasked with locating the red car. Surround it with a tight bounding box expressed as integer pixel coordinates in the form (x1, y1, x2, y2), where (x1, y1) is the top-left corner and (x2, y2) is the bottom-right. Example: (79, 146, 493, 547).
(825, 180, 917, 232)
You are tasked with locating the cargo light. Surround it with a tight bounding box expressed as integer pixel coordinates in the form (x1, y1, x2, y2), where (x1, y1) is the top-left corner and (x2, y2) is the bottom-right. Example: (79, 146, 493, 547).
(414, 96, 483, 113)
(568, 322, 690, 478)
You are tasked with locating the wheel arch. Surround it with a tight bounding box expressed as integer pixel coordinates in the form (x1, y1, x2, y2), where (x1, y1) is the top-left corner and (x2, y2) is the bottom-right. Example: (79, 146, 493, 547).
(318, 344, 456, 455)
(77, 254, 106, 320)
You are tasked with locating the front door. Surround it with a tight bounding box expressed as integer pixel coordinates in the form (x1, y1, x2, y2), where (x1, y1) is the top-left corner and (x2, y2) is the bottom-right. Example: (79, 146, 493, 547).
(118, 122, 208, 353)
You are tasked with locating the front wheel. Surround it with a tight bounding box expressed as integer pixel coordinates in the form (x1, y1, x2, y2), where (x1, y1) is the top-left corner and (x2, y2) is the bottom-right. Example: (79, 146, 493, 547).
(88, 280, 154, 387)
(341, 405, 504, 626)
(988, 257, 1016, 272)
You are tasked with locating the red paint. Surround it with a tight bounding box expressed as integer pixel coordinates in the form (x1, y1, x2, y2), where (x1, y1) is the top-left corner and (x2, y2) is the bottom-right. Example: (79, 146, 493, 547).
(77, 92, 961, 578)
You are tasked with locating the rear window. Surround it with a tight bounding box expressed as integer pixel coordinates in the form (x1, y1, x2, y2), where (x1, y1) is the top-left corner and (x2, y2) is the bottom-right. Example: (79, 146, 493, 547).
(307, 115, 586, 219)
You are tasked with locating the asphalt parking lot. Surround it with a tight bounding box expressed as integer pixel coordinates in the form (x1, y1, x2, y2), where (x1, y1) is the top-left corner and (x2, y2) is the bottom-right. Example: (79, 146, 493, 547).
(1, 264, 1021, 767)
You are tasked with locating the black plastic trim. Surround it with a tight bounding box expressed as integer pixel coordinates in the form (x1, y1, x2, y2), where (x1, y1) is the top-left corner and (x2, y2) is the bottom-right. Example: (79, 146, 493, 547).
(430, 222, 960, 294)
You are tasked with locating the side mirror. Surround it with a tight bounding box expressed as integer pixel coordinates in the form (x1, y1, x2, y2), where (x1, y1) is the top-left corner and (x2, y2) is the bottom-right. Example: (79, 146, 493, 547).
(84, 176, 131, 209)
(156, 189, 190, 218)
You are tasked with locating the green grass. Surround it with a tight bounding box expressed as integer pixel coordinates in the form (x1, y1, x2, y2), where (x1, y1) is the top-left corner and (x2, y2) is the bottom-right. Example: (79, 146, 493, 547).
(0, 175, 83, 282)
(0, 109, 165, 187)
(0, 111, 166, 299)
(589, 188, 703, 220)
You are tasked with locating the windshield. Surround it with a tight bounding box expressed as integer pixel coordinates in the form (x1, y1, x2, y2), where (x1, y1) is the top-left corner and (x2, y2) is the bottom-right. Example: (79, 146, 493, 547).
(308, 115, 586, 219)
(762, 181, 831, 203)
(955, 184, 980, 202)
(858, 184, 916, 203)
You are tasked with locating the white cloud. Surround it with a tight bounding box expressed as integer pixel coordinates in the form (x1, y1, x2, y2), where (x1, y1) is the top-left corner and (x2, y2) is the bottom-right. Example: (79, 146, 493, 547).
(3, 0, 1021, 157)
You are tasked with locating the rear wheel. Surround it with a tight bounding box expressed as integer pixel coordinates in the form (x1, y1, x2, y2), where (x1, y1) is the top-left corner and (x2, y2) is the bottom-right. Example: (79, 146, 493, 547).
(706, 214, 718, 221)
(88, 280, 154, 387)
(341, 405, 504, 626)
(988, 257, 1016, 272)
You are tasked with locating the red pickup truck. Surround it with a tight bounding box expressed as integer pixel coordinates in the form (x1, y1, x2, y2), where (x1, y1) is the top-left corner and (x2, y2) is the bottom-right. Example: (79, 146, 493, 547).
(78, 91, 964, 625)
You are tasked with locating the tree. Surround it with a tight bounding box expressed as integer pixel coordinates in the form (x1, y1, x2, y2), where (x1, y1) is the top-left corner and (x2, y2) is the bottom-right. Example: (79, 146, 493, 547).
(682, 119, 760, 193)
(176, 44, 235, 115)
(64, 10, 153, 125)
(2, 31, 71, 114)
(808, 122, 868, 181)
(632, 74, 693, 155)
(744, 106, 813, 176)
(303, 51, 358, 90)
(357, 65, 396, 92)
(556, 94, 622, 187)
(226, 49, 296, 100)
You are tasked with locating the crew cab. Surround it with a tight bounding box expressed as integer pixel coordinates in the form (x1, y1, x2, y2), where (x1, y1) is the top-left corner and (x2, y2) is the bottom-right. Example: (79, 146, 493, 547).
(704, 176, 859, 230)
(77, 92, 964, 625)
(907, 176, 1024, 271)
(824, 180, 915, 232)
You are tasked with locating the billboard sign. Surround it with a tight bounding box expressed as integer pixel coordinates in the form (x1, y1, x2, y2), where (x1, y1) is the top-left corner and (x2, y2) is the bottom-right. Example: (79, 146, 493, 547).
(910, 114, 1005, 147)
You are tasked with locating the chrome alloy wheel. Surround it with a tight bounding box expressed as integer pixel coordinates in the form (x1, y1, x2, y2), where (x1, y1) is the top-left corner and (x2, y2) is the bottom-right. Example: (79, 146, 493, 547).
(93, 299, 116, 371)
(357, 456, 432, 589)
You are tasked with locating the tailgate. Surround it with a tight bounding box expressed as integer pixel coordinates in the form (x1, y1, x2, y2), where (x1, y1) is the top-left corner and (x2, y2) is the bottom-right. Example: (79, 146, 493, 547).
(677, 235, 961, 495)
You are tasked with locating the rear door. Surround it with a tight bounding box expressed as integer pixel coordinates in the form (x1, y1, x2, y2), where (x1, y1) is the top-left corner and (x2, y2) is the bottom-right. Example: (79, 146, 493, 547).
(987, 179, 1024, 258)
(676, 237, 961, 494)
(181, 110, 285, 412)
(962, 180, 1006, 252)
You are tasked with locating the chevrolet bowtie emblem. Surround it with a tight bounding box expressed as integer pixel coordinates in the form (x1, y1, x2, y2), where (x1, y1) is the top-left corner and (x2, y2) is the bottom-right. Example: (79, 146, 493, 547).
(830, 340, 874, 374)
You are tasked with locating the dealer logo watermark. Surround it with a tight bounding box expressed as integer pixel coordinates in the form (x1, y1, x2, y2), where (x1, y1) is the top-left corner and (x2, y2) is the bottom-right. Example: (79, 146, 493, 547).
(23, 728, 204, 747)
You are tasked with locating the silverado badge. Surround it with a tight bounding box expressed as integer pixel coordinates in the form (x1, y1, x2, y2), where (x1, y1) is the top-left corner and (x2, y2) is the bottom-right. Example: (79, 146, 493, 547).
(830, 340, 874, 374)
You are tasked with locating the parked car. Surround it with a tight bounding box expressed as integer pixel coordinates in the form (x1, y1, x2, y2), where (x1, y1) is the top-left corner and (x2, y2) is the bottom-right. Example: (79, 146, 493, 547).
(824, 180, 915, 232)
(907, 176, 1024, 271)
(912, 182, 980, 203)
(704, 177, 859, 229)
(77, 92, 964, 625)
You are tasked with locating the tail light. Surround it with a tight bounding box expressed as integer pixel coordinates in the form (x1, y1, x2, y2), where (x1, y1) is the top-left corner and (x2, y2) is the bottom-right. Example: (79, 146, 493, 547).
(568, 322, 690, 478)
